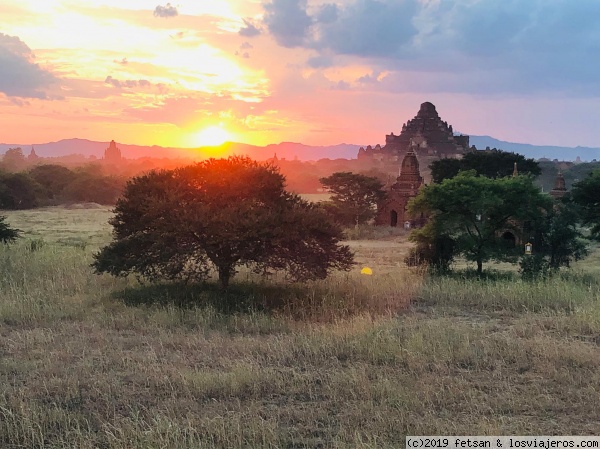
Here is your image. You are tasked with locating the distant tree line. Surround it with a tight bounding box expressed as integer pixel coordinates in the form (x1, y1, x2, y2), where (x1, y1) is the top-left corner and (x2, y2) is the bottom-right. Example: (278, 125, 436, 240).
(0, 163, 126, 209)
(429, 148, 541, 183)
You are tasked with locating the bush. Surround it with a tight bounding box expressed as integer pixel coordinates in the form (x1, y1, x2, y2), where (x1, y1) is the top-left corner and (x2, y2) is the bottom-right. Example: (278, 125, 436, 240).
(519, 255, 552, 281)
(405, 235, 455, 273)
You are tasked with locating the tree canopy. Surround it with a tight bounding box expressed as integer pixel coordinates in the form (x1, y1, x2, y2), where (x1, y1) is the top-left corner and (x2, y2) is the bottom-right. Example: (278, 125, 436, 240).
(93, 157, 354, 288)
(530, 201, 588, 270)
(571, 169, 600, 239)
(0, 216, 20, 244)
(0, 173, 42, 209)
(319, 172, 386, 226)
(1, 148, 27, 172)
(28, 164, 77, 202)
(430, 149, 541, 183)
(409, 171, 553, 274)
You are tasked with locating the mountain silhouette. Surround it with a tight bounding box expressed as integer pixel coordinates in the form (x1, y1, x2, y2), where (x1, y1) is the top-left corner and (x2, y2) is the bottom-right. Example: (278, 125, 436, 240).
(0, 137, 597, 162)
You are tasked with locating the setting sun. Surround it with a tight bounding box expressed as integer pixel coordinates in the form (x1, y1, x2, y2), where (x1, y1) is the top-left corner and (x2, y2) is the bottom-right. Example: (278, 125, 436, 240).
(191, 126, 233, 147)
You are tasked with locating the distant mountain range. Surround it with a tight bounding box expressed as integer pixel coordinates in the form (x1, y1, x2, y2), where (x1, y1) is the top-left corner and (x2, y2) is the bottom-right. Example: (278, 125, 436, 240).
(469, 136, 600, 162)
(1, 136, 599, 162)
(0, 139, 361, 162)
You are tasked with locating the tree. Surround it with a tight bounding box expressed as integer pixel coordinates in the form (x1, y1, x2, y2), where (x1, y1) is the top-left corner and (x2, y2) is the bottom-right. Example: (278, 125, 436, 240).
(405, 230, 455, 273)
(0, 173, 43, 209)
(571, 169, 600, 239)
(409, 171, 553, 274)
(62, 174, 124, 205)
(430, 149, 541, 183)
(1, 148, 27, 172)
(93, 157, 354, 288)
(527, 201, 588, 270)
(28, 164, 76, 203)
(319, 172, 386, 226)
(0, 216, 20, 244)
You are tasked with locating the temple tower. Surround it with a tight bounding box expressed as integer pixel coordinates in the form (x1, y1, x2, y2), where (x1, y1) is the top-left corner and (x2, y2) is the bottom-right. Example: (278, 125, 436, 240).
(550, 171, 567, 200)
(28, 146, 39, 161)
(375, 150, 424, 227)
(104, 140, 122, 163)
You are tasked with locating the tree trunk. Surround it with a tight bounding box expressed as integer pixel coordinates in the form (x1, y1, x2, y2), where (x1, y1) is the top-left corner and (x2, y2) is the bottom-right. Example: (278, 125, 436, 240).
(218, 266, 231, 289)
(477, 259, 483, 275)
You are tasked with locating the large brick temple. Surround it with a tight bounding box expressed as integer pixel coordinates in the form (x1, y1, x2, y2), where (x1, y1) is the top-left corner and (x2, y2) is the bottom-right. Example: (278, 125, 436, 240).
(357, 101, 473, 162)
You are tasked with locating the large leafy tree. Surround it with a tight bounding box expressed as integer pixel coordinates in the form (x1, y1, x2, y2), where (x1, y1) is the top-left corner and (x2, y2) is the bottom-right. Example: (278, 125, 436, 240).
(0, 216, 20, 244)
(571, 169, 600, 238)
(93, 157, 354, 288)
(409, 171, 552, 274)
(319, 172, 386, 226)
(532, 201, 588, 269)
(430, 149, 541, 183)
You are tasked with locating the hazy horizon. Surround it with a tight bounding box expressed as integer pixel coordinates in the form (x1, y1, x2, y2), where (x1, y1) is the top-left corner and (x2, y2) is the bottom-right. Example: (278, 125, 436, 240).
(2, 1, 600, 150)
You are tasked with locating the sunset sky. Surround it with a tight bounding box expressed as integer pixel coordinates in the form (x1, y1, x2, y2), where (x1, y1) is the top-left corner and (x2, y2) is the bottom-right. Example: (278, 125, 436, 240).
(2, 0, 599, 149)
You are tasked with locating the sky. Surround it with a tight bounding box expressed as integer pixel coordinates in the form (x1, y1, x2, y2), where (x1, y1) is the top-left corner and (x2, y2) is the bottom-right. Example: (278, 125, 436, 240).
(1, 0, 600, 149)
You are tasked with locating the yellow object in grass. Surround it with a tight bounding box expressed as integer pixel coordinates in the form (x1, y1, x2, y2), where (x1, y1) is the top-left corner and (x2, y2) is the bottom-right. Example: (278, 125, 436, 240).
(361, 267, 373, 275)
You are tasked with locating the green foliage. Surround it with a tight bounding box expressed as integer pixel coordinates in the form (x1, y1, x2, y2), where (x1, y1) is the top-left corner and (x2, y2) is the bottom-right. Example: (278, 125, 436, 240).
(430, 148, 541, 183)
(62, 167, 125, 205)
(405, 233, 455, 273)
(0, 216, 20, 244)
(531, 201, 588, 269)
(1, 147, 27, 172)
(409, 172, 553, 274)
(28, 164, 76, 204)
(571, 169, 600, 239)
(93, 157, 354, 288)
(0, 173, 42, 209)
(0, 163, 124, 209)
(319, 172, 386, 226)
(519, 255, 551, 281)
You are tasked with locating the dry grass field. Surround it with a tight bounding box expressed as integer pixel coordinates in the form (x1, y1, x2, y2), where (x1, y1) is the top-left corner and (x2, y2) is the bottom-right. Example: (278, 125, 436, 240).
(1, 207, 600, 448)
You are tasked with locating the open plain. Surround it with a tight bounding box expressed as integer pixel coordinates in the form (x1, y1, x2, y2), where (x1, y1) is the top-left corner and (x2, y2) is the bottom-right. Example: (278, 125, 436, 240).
(1, 207, 600, 448)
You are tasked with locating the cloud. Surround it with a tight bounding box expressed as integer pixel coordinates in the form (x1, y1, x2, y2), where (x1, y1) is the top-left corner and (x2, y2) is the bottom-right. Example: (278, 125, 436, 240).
(153, 3, 178, 18)
(239, 19, 261, 37)
(263, 0, 312, 47)
(260, 0, 600, 96)
(331, 80, 351, 90)
(408, 0, 600, 94)
(307, 54, 333, 68)
(124, 94, 259, 127)
(315, 0, 418, 57)
(114, 57, 128, 65)
(262, 0, 416, 55)
(104, 76, 153, 89)
(240, 42, 253, 50)
(356, 72, 382, 84)
(0, 33, 57, 99)
(315, 3, 338, 24)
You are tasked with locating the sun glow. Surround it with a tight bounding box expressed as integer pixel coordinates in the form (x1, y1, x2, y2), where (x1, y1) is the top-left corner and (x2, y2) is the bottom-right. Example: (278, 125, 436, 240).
(191, 125, 233, 147)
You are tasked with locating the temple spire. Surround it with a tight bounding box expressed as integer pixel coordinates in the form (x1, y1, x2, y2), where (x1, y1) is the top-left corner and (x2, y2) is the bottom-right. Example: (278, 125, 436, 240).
(550, 171, 567, 200)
